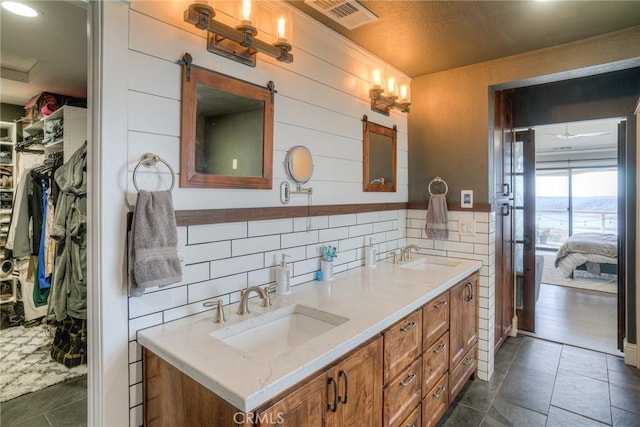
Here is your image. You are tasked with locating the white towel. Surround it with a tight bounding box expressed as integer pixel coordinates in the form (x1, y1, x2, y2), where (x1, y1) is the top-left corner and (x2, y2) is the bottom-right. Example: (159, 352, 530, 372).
(128, 190, 182, 297)
(425, 194, 449, 240)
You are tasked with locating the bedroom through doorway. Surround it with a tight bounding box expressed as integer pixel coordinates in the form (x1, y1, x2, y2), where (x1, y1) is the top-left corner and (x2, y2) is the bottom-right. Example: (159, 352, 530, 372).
(529, 118, 623, 356)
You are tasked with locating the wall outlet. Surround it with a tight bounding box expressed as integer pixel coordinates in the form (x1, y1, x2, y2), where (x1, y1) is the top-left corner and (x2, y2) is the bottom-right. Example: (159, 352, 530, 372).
(459, 218, 476, 236)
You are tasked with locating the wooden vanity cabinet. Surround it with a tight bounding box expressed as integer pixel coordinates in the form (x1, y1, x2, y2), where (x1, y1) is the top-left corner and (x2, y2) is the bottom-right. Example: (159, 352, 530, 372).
(448, 273, 479, 402)
(325, 337, 383, 427)
(255, 373, 326, 426)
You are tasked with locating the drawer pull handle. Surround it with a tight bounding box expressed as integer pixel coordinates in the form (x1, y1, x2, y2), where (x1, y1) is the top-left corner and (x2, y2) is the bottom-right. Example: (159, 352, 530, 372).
(433, 385, 446, 398)
(338, 370, 348, 404)
(434, 300, 447, 309)
(433, 342, 446, 354)
(407, 424, 416, 427)
(327, 377, 338, 412)
(463, 356, 474, 366)
(400, 321, 417, 333)
(400, 372, 417, 387)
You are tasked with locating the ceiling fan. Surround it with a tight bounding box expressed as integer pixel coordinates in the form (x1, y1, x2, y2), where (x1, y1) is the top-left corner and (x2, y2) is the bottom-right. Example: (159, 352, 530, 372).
(546, 125, 612, 140)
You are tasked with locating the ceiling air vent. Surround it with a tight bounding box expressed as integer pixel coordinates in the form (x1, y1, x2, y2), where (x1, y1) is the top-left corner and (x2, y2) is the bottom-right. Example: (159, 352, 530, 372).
(304, 0, 378, 30)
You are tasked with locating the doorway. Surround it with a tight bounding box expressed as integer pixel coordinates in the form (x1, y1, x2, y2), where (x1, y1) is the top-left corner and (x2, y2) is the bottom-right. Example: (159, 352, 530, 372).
(515, 118, 624, 355)
(0, 1, 89, 425)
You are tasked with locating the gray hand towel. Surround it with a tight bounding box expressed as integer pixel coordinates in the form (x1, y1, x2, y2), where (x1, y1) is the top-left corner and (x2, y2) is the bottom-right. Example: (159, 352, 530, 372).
(425, 194, 449, 240)
(129, 190, 182, 297)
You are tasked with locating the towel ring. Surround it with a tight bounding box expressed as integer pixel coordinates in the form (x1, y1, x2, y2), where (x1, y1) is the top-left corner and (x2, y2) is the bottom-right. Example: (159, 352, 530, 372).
(428, 176, 448, 196)
(133, 153, 176, 192)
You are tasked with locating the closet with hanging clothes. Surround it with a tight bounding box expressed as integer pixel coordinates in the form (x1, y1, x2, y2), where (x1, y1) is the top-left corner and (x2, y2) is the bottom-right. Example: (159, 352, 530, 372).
(3, 105, 88, 367)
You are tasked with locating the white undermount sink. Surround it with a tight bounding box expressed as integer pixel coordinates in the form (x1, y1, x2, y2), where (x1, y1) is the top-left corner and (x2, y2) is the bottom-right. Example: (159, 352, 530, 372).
(400, 256, 463, 271)
(210, 304, 349, 359)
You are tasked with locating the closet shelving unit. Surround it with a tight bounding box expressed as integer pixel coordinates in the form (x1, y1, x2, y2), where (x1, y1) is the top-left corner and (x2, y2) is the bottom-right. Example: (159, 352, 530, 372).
(0, 121, 18, 305)
(23, 105, 87, 162)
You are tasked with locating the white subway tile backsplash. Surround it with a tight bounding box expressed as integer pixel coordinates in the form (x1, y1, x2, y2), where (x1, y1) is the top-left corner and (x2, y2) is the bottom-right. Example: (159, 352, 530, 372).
(348, 223, 374, 237)
(356, 211, 380, 224)
(129, 287, 187, 319)
(281, 230, 319, 248)
(181, 262, 210, 285)
(211, 253, 264, 278)
(129, 341, 142, 363)
(184, 241, 230, 265)
(319, 227, 349, 242)
(128, 312, 163, 341)
(373, 221, 393, 233)
(339, 236, 366, 252)
(294, 258, 321, 276)
(188, 273, 247, 303)
(248, 267, 273, 286)
(130, 361, 143, 384)
(433, 240, 474, 253)
(265, 246, 307, 266)
(328, 214, 357, 228)
(379, 210, 399, 221)
(130, 406, 143, 427)
(129, 383, 143, 407)
(188, 222, 247, 244)
(232, 235, 281, 257)
(248, 218, 293, 236)
(293, 215, 328, 232)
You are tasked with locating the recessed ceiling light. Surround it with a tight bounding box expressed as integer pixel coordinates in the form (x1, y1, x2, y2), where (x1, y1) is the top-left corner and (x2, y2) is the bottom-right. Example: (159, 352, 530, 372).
(1, 1, 40, 18)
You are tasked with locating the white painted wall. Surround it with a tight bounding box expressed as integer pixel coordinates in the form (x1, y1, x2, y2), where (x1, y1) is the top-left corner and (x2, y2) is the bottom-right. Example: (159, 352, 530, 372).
(97, 1, 412, 425)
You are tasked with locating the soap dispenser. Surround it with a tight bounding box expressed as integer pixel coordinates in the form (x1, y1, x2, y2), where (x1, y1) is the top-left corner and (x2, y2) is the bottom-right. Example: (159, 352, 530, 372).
(365, 238, 376, 267)
(275, 254, 292, 295)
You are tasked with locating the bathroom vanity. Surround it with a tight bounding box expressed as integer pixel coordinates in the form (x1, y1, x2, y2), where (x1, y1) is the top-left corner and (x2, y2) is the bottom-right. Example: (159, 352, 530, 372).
(138, 255, 481, 426)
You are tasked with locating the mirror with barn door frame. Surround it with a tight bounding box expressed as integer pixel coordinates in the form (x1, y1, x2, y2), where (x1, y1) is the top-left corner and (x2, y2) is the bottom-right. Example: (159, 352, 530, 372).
(362, 116, 397, 192)
(179, 55, 274, 189)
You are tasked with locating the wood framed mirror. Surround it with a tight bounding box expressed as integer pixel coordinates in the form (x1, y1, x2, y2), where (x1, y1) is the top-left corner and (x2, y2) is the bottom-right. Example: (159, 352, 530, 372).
(362, 116, 397, 192)
(180, 55, 274, 189)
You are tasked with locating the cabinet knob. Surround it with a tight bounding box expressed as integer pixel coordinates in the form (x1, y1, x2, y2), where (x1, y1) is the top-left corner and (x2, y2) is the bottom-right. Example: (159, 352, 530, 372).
(399, 372, 417, 387)
(338, 370, 348, 404)
(327, 377, 338, 412)
(433, 342, 446, 354)
(400, 321, 417, 333)
(434, 300, 447, 309)
(463, 356, 474, 366)
(433, 384, 446, 398)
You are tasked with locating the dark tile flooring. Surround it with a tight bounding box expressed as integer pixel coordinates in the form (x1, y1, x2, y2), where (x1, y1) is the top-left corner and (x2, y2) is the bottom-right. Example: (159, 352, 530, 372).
(0, 375, 87, 427)
(439, 336, 640, 427)
(2, 336, 639, 427)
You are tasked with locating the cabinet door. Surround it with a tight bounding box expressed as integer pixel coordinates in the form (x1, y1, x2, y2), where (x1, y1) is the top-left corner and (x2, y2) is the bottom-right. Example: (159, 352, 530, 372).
(449, 274, 478, 370)
(326, 337, 383, 427)
(256, 374, 325, 427)
(423, 292, 449, 350)
(383, 309, 422, 384)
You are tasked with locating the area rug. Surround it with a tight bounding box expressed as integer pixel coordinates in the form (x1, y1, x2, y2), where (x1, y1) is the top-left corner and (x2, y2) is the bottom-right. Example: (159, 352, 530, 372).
(0, 324, 87, 402)
(540, 254, 617, 294)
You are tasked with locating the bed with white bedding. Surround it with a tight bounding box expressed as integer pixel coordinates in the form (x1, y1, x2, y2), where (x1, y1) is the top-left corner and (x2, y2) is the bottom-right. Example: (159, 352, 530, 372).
(554, 233, 617, 278)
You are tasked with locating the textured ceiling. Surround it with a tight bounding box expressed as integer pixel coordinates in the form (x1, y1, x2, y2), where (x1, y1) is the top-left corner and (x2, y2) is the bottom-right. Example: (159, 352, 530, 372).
(288, 1, 640, 77)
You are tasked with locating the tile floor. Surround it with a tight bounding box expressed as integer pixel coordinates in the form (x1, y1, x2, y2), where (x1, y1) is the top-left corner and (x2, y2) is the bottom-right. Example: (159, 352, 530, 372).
(2, 336, 639, 427)
(0, 374, 86, 427)
(439, 336, 640, 426)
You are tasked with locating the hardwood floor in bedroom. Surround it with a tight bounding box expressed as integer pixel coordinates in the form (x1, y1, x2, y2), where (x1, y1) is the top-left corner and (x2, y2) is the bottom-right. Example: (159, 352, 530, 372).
(531, 282, 622, 356)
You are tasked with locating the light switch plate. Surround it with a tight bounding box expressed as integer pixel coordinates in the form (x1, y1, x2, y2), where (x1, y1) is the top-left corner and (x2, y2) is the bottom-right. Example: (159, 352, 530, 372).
(460, 218, 476, 236)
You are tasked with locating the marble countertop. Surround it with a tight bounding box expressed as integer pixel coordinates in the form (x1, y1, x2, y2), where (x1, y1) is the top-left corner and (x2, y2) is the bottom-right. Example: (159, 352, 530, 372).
(137, 255, 482, 411)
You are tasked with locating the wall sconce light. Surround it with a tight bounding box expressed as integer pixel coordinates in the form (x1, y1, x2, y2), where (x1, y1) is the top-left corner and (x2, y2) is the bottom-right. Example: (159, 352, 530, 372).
(369, 68, 410, 115)
(184, 0, 293, 67)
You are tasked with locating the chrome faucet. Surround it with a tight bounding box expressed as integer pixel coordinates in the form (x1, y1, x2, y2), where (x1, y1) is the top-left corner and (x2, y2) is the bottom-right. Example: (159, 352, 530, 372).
(399, 244, 420, 262)
(237, 286, 271, 315)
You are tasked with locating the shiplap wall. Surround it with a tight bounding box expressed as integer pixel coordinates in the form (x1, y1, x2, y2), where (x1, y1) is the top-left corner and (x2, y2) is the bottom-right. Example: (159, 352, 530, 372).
(123, 1, 411, 425)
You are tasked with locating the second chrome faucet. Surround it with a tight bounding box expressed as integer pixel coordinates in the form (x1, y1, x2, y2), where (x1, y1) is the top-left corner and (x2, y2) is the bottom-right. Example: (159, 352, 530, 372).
(236, 285, 272, 315)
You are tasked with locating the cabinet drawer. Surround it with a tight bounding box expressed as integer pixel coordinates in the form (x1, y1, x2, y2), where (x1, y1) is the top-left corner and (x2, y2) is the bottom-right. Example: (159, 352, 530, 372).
(384, 310, 423, 384)
(422, 374, 448, 427)
(423, 292, 449, 349)
(449, 342, 477, 403)
(422, 331, 449, 397)
(397, 403, 421, 427)
(384, 357, 422, 427)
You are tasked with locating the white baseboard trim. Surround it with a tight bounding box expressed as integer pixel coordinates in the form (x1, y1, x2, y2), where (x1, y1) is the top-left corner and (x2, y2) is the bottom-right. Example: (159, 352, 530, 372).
(623, 339, 638, 367)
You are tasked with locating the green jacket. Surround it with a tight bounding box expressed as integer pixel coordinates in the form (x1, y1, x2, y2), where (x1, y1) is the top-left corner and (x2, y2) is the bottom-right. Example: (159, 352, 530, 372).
(49, 143, 87, 321)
